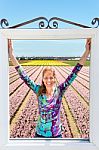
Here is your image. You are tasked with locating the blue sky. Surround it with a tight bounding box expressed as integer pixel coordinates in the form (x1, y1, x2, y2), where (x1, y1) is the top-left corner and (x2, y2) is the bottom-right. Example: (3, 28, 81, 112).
(0, 0, 99, 57)
(12, 39, 86, 57)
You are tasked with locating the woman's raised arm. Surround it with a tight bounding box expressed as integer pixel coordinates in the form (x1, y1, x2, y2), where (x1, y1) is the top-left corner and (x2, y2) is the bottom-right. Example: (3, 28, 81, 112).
(58, 38, 91, 96)
(79, 38, 91, 65)
(8, 39, 40, 94)
(8, 39, 20, 67)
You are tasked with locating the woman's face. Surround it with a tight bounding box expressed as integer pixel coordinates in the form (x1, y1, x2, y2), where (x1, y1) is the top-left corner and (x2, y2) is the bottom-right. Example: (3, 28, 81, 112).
(43, 71, 55, 88)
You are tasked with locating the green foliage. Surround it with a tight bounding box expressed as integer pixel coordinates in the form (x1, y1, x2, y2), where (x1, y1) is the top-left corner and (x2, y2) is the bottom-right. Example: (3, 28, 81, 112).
(62, 60, 90, 66)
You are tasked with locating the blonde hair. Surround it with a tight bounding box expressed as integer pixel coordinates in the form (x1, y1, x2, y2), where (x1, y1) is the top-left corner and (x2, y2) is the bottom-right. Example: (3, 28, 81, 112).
(37, 67, 56, 97)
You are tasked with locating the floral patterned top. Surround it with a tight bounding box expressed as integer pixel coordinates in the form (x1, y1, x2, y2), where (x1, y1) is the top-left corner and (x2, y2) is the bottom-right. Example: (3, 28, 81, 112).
(15, 63, 83, 137)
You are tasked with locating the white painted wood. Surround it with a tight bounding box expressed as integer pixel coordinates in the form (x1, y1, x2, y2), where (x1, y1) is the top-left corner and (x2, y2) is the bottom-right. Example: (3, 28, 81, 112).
(0, 28, 95, 39)
(0, 28, 99, 150)
(90, 29, 99, 148)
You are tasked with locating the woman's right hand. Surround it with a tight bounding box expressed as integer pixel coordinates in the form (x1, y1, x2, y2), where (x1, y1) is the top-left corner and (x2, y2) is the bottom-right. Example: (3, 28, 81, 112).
(8, 39, 19, 66)
(8, 39, 14, 56)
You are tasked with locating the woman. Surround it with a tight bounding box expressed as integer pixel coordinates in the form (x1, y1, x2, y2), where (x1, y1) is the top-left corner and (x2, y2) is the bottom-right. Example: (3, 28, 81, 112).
(8, 39, 91, 138)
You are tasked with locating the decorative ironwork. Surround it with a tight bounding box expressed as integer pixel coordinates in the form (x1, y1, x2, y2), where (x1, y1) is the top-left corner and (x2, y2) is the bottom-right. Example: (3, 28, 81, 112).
(0, 19, 9, 28)
(91, 17, 99, 28)
(48, 17, 90, 28)
(0, 17, 99, 29)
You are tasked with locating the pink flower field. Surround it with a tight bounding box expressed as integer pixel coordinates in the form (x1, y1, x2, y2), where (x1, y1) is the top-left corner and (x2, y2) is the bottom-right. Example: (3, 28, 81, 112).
(9, 66, 90, 139)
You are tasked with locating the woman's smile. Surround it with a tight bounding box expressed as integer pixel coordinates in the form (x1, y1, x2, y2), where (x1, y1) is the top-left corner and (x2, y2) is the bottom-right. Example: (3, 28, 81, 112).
(43, 71, 55, 88)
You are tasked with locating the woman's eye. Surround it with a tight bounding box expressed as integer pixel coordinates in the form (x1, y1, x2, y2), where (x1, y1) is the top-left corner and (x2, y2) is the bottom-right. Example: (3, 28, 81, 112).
(44, 77, 54, 80)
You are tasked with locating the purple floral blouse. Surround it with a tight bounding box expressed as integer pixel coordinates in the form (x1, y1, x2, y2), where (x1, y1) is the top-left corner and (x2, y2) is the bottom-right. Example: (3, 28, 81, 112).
(15, 63, 83, 137)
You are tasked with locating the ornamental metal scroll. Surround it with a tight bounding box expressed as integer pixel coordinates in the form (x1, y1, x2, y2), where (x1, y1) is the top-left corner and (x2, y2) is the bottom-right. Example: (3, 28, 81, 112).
(0, 17, 99, 29)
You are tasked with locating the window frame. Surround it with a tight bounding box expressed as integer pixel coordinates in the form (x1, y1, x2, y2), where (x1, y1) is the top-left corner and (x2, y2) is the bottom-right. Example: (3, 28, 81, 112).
(0, 28, 99, 150)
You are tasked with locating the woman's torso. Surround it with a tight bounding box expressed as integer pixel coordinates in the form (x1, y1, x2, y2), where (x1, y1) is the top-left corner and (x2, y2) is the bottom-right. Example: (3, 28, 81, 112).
(36, 87, 62, 137)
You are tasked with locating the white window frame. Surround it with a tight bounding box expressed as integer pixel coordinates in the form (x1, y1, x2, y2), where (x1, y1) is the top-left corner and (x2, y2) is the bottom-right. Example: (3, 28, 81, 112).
(0, 28, 99, 150)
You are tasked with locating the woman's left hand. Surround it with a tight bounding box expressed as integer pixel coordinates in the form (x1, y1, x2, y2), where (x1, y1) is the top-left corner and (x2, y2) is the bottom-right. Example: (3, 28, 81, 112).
(79, 38, 91, 65)
(85, 38, 91, 52)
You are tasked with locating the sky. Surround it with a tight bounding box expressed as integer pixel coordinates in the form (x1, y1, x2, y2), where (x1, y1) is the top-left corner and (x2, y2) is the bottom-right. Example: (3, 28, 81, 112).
(12, 39, 86, 57)
(0, 0, 99, 57)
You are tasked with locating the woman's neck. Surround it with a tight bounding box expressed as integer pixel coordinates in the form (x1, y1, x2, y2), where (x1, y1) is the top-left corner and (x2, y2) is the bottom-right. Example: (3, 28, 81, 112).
(46, 88, 53, 95)
(46, 85, 56, 96)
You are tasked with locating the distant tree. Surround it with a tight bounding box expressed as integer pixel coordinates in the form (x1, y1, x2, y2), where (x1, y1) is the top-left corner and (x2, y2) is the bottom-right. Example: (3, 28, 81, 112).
(20, 56, 25, 60)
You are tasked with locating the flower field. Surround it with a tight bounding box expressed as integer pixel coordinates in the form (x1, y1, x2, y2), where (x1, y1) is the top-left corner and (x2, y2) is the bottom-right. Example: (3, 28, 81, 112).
(9, 60, 90, 139)
(21, 60, 69, 66)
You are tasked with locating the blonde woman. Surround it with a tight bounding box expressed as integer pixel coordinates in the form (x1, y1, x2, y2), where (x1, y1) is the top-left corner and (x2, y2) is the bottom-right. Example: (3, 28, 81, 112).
(8, 39, 91, 138)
